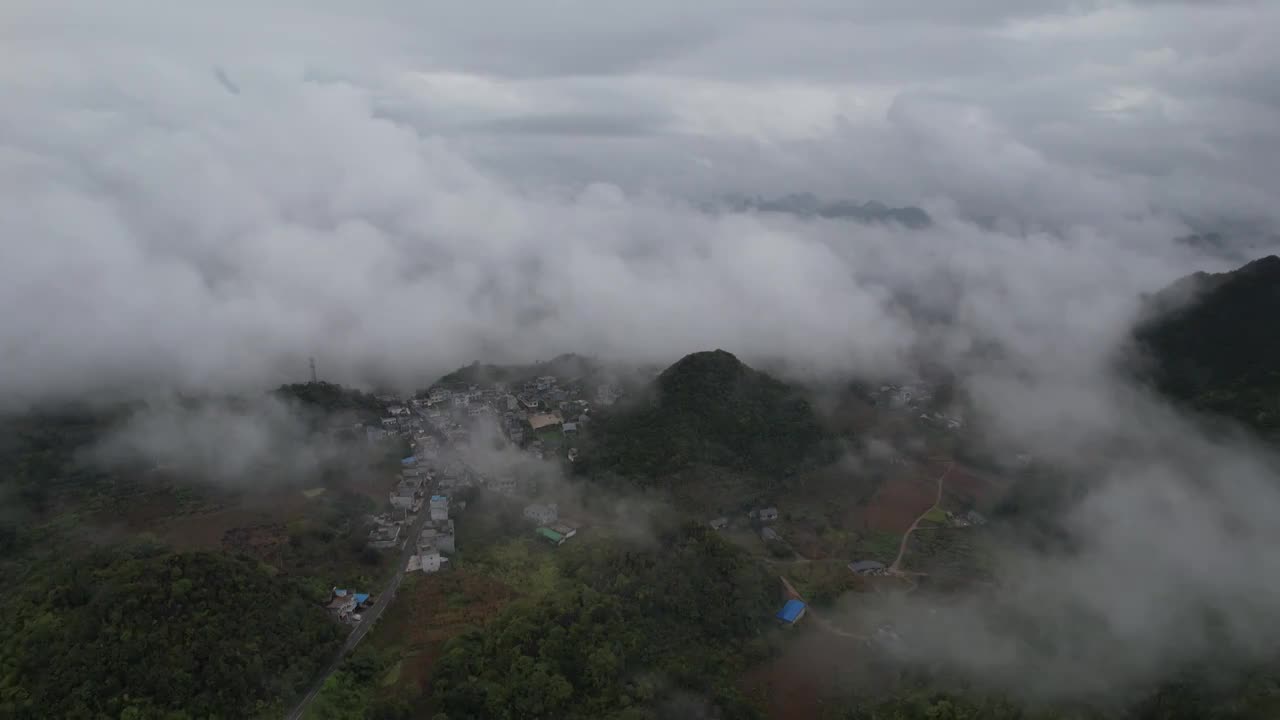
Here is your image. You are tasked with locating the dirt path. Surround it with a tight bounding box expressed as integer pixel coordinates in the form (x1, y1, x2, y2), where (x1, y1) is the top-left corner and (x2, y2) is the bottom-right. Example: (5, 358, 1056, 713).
(779, 576, 867, 642)
(889, 462, 952, 574)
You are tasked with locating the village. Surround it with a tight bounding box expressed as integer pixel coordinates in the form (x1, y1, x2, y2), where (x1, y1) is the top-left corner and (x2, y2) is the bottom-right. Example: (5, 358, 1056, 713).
(292, 366, 1019, 720)
(308, 363, 1014, 684)
(323, 372, 616, 624)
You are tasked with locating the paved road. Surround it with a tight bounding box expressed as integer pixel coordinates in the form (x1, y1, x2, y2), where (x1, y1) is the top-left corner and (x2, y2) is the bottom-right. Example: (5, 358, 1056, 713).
(889, 462, 952, 574)
(284, 506, 432, 720)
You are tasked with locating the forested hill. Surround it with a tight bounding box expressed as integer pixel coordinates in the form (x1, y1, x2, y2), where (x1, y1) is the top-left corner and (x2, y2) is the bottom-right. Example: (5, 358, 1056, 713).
(578, 349, 836, 480)
(1134, 255, 1280, 436)
(274, 380, 384, 422)
(0, 544, 341, 719)
(432, 353, 600, 388)
(431, 525, 775, 719)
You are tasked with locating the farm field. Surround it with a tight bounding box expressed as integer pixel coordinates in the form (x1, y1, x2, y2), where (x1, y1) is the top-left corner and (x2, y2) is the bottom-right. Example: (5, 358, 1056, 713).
(861, 469, 943, 533)
(901, 527, 995, 581)
(941, 464, 1006, 511)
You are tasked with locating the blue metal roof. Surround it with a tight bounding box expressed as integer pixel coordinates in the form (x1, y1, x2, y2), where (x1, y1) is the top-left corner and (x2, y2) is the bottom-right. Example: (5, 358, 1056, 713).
(776, 599, 806, 623)
(353, 593, 370, 604)
(401, 456, 417, 465)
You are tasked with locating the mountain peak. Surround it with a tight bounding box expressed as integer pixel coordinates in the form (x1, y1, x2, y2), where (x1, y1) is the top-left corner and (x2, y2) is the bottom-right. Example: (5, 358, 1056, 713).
(581, 349, 835, 480)
(1136, 255, 1280, 435)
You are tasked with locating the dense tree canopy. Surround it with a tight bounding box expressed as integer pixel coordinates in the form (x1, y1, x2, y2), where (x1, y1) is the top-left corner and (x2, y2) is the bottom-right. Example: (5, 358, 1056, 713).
(275, 381, 386, 424)
(579, 350, 836, 481)
(430, 525, 776, 719)
(1135, 255, 1280, 438)
(0, 544, 342, 719)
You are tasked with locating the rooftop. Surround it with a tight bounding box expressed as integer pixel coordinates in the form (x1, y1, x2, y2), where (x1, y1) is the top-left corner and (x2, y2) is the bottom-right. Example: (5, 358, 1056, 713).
(536, 527, 565, 544)
(776, 599, 806, 623)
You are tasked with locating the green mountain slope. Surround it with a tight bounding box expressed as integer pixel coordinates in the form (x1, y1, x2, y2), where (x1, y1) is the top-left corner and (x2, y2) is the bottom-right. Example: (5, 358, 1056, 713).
(578, 349, 835, 480)
(1135, 255, 1280, 436)
(0, 544, 341, 719)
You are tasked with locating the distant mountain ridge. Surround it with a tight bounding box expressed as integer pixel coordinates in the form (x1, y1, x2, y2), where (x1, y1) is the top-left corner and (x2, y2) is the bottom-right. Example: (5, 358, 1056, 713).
(719, 193, 933, 229)
(579, 349, 835, 481)
(1135, 255, 1280, 436)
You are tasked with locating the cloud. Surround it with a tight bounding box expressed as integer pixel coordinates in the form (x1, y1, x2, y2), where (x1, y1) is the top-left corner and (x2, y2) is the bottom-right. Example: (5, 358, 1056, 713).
(4, 0, 1280, 706)
(89, 394, 374, 488)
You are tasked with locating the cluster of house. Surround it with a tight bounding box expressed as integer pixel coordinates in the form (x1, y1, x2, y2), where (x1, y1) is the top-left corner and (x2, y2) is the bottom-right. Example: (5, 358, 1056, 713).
(848, 560, 889, 576)
(362, 442, 465, 576)
(389, 458, 430, 515)
(523, 502, 579, 546)
(367, 514, 403, 549)
(945, 509, 987, 528)
(918, 411, 964, 431)
(871, 382, 933, 411)
(868, 381, 963, 431)
(707, 506, 779, 532)
(410, 374, 621, 461)
(327, 587, 374, 624)
(408, 494, 456, 574)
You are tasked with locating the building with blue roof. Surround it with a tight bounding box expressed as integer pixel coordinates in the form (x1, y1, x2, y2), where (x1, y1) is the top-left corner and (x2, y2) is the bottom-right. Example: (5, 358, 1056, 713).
(353, 593, 370, 605)
(401, 456, 417, 466)
(776, 599, 807, 625)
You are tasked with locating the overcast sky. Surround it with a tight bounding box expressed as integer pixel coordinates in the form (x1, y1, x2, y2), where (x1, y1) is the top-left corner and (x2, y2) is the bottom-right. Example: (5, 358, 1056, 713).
(2, 0, 1278, 404)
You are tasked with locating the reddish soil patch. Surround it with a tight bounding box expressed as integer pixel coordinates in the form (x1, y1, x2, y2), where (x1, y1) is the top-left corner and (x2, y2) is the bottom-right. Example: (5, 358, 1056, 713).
(941, 465, 1003, 510)
(861, 473, 938, 533)
(368, 570, 517, 700)
(156, 489, 313, 551)
(788, 527, 830, 560)
(741, 631, 870, 720)
(743, 656, 825, 720)
(223, 523, 290, 565)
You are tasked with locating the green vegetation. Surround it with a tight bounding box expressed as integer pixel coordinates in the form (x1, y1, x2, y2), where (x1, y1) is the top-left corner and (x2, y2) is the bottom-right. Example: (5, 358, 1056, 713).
(922, 507, 948, 525)
(787, 559, 862, 606)
(0, 407, 209, 580)
(430, 524, 776, 719)
(841, 530, 903, 565)
(902, 528, 994, 581)
(578, 350, 837, 483)
(467, 536, 562, 596)
(305, 644, 413, 720)
(1135, 255, 1280, 437)
(250, 490, 390, 593)
(834, 667, 1280, 719)
(275, 381, 386, 424)
(432, 354, 598, 389)
(0, 543, 342, 719)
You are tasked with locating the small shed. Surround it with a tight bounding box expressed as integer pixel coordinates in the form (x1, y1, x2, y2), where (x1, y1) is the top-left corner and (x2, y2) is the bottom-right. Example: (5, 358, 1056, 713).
(751, 507, 779, 522)
(537, 527, 568, 546)
(848, 560, 886, 575)
(776, 599, 807, 625)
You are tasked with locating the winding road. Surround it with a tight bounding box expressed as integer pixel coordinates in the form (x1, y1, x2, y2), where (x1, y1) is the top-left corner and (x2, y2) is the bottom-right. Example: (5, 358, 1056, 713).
(284, 505, 432, 720)
(780, 462, 955, 643)
(888, 462, 951, 574)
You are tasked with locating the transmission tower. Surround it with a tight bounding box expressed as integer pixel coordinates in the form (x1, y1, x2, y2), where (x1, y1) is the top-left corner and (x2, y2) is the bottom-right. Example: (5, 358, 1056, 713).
(309, 357, 318, 383)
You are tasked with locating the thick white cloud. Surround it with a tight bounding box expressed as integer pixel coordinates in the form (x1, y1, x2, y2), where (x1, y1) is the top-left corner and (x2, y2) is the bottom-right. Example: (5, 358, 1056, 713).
(7, 1, 1280, 704)
(0, 0, 1276, 407)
